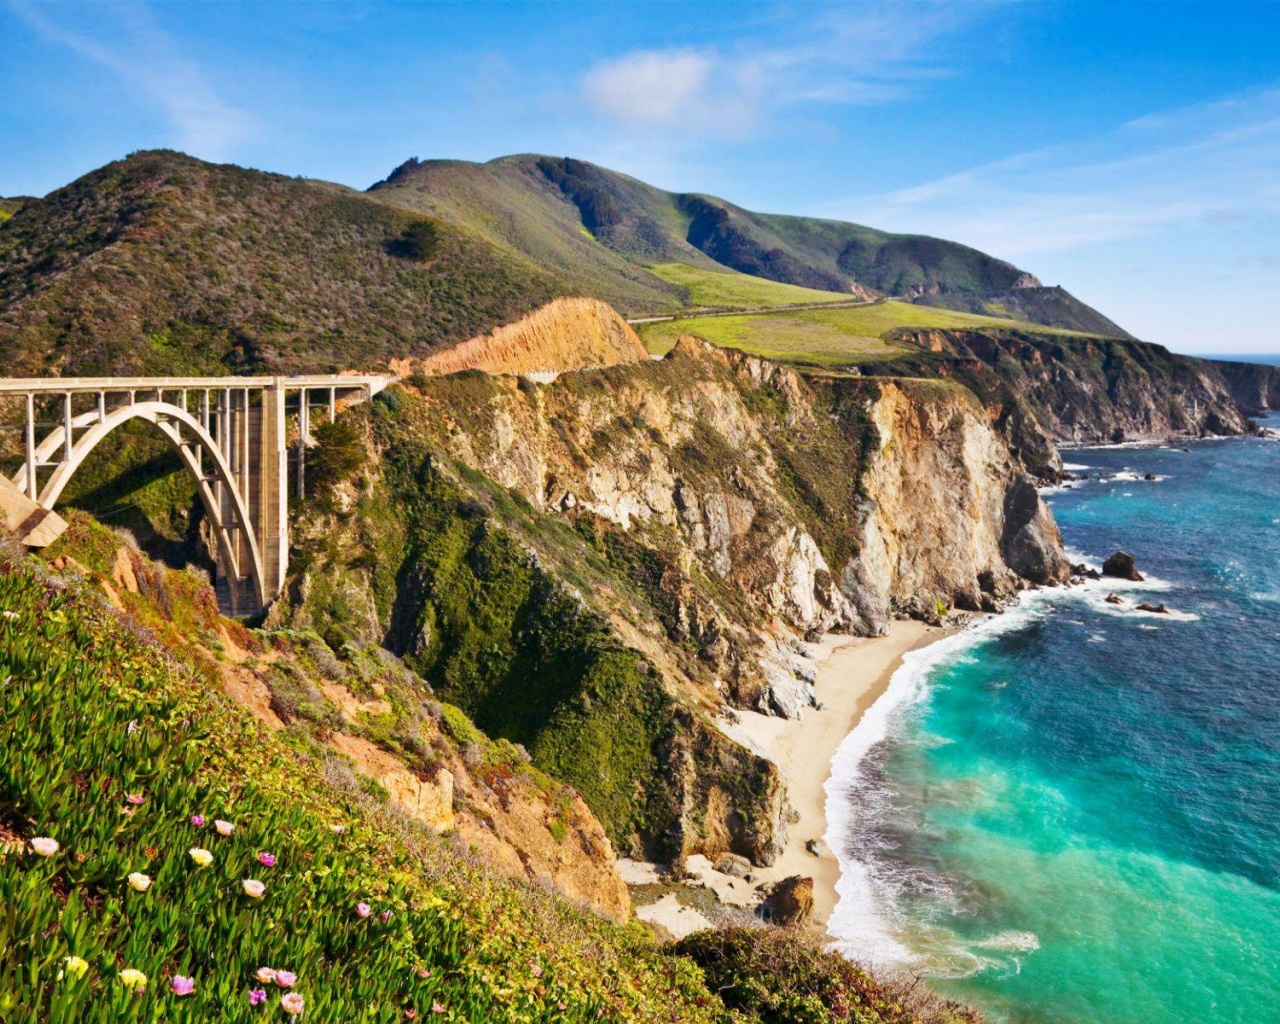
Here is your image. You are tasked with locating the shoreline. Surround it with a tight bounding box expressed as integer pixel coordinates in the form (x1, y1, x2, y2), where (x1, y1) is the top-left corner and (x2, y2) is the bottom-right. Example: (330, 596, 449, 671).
(720, 619, 959, 930)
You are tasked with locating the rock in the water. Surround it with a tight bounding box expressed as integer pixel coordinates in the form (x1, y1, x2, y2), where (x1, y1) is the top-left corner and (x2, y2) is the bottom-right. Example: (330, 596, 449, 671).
(713, 852, 754, 879)
(1105, 592, 1123, 605)
(759, 875, 815, 926)
(1102, 550, 1144, 581)
(1137, 602, 1169, 614)
(1144, 473, 1157, 481)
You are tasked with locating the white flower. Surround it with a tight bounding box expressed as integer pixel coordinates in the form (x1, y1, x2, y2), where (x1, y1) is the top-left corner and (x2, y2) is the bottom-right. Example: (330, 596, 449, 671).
(242, 878, 266, 898)
(214, 819, 235, 836)
(29, 837, 59, 857)
(2, 610, 18, 621)
(188, 848, 213, 868)
(127, 872, 152, 892)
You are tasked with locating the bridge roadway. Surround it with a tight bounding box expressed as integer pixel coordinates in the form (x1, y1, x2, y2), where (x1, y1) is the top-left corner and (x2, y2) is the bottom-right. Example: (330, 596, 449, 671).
(0, 374, 395, 616)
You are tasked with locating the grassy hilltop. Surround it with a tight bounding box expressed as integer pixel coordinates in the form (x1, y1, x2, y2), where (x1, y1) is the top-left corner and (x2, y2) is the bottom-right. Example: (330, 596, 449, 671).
(371, 154, 1129, 334)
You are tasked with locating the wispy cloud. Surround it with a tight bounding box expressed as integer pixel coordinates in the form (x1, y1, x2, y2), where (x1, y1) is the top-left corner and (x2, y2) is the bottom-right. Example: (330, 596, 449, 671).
(580, 1, 1005, 140)
(8, 0, 255, 158)
(830, 88, 1280, 259)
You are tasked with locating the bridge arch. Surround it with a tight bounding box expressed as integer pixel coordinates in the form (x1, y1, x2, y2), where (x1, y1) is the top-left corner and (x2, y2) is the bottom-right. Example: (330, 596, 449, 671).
(36, 400, 267, 613)
(3, 374, 393, 615)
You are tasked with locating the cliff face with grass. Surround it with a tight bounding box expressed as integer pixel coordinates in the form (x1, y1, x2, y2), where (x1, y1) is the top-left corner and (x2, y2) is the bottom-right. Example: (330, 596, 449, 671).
(859, 329, 1252, 476)
(40, 512, 631, 922)
(269, 338, 1063, 870)
(0, 516, 985, 1022)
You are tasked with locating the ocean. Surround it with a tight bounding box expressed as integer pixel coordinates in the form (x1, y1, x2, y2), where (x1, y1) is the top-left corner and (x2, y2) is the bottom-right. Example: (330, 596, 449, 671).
(826, 418, 1280, 1024)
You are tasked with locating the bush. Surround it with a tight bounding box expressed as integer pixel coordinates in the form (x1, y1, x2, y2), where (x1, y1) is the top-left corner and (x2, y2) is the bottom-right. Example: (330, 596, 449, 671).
(306, 419, 366, 497)
(672, 927, 983, 1024)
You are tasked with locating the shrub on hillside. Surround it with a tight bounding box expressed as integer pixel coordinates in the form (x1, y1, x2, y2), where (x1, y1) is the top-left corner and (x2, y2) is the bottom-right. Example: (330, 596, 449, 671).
(672, 927, 983, 1024)
(306, 419, 366, 498)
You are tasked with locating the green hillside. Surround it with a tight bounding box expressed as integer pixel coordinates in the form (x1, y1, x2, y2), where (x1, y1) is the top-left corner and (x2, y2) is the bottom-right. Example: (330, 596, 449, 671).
(637, 299, 1095, 367)
(0, 151, 564, 377)
(0, 151, 1130, 379)
(646, 262, 854, 308)
(371, 155, 1130, 335)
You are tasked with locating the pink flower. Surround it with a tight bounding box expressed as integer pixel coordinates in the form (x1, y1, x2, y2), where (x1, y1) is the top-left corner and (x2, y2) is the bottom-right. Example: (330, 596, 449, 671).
(249, 988, 267, 1006)
(189, 814, 205, 827)
(257, 852, 276, 868)
(254, 967, 277, 984)
(214, 819, 235, 836)
(125, 793, 144, 806)
(275, 971, 296, 989)
(418, 968, 430, 979)
(356, 903, 371, 918)
(126, 719, 140, 735)
(171, 976, 195, 997)
(381, 910, 392, 923)
(432, 1003, 445, 1014)
(280, 992, 305, 1015)
(330, 824, 345, 834)
(531, 965, 542, 978)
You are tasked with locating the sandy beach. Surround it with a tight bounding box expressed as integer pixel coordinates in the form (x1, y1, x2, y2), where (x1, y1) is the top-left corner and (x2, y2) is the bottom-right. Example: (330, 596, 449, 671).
(721, 620, 955, 929)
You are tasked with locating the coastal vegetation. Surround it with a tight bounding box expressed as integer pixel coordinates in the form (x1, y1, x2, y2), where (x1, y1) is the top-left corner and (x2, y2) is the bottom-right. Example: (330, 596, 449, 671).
(635, 300, 1095, 365)
(645, 262, 853, 309)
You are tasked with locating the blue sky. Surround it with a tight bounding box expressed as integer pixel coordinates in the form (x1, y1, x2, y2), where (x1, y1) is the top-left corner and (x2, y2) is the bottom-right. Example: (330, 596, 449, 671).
(3, 1, 1280, 354)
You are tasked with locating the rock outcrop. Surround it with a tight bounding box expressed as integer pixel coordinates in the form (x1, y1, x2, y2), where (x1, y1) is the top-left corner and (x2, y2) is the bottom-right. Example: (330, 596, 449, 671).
(877, 330, 1254, 477)
(1103, 551, 1144, 581)
(406, 297, 648, 378)
(759, 875, 815, 926)
(282, 330, 1067, 873)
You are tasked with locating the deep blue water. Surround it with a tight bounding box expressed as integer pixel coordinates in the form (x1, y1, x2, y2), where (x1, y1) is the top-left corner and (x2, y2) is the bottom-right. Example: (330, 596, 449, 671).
(828, 421, 1280, 1024)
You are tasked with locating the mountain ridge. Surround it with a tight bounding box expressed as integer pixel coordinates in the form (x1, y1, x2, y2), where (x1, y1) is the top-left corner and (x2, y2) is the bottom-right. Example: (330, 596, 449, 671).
(371, 153, 1131, 335)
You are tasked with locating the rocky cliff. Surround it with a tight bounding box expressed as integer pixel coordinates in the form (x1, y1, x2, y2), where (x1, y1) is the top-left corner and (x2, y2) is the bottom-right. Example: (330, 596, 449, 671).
(274, 336, 1065, 871)
(865, 329, 1252, 476)
(1215, 359, 1280, 415)
(405, 297, 648, 377)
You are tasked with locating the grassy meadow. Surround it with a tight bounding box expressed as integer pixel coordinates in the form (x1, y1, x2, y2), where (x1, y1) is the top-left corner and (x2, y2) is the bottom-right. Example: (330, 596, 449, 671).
(645, 262, 853, 309)
(637, 299, 1088, 367)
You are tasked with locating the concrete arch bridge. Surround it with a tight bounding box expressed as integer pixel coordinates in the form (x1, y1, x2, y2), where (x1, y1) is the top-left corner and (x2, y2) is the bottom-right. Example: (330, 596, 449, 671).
(0, 375, 393, 615)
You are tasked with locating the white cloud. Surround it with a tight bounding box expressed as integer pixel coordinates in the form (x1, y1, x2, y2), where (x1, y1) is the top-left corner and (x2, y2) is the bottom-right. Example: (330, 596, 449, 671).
(583, 48, 719, 129)
(8, 0, 256, 158)
(580, 2, 1007, 140)
(829, 88, 1280, 260)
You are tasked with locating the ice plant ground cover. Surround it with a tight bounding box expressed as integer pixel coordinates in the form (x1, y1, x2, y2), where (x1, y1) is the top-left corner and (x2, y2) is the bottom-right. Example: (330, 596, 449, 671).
(0, 554, 720, 1023)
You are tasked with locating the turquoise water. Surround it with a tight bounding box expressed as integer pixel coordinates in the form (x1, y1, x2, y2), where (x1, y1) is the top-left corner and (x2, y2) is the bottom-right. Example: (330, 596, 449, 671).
(827, 422, 1280, 1024)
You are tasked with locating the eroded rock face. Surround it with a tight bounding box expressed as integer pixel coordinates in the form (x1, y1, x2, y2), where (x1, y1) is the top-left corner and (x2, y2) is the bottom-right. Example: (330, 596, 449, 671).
(759, 875, 815, 926)
(409, 297, 648, 377)
(844, 379, 1068, 617)
(414, 339, 1064, 694)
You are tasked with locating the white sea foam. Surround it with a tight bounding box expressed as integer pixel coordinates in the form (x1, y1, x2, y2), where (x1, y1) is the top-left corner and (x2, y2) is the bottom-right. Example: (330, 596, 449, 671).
(824, 552, 1199, 969)
(824, 594, 1056, 968)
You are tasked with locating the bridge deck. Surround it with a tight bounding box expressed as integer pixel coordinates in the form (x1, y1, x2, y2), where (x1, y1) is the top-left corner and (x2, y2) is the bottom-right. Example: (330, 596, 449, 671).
(0, 374, 395, 394)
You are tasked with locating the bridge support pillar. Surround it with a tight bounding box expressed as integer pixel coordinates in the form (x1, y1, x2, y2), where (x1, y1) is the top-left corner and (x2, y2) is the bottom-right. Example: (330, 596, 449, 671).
(260, 381, 288, 599)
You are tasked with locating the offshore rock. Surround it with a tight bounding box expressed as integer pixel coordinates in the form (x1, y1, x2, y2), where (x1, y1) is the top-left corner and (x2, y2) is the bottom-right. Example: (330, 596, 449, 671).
(1103, 551, 1144, 581)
